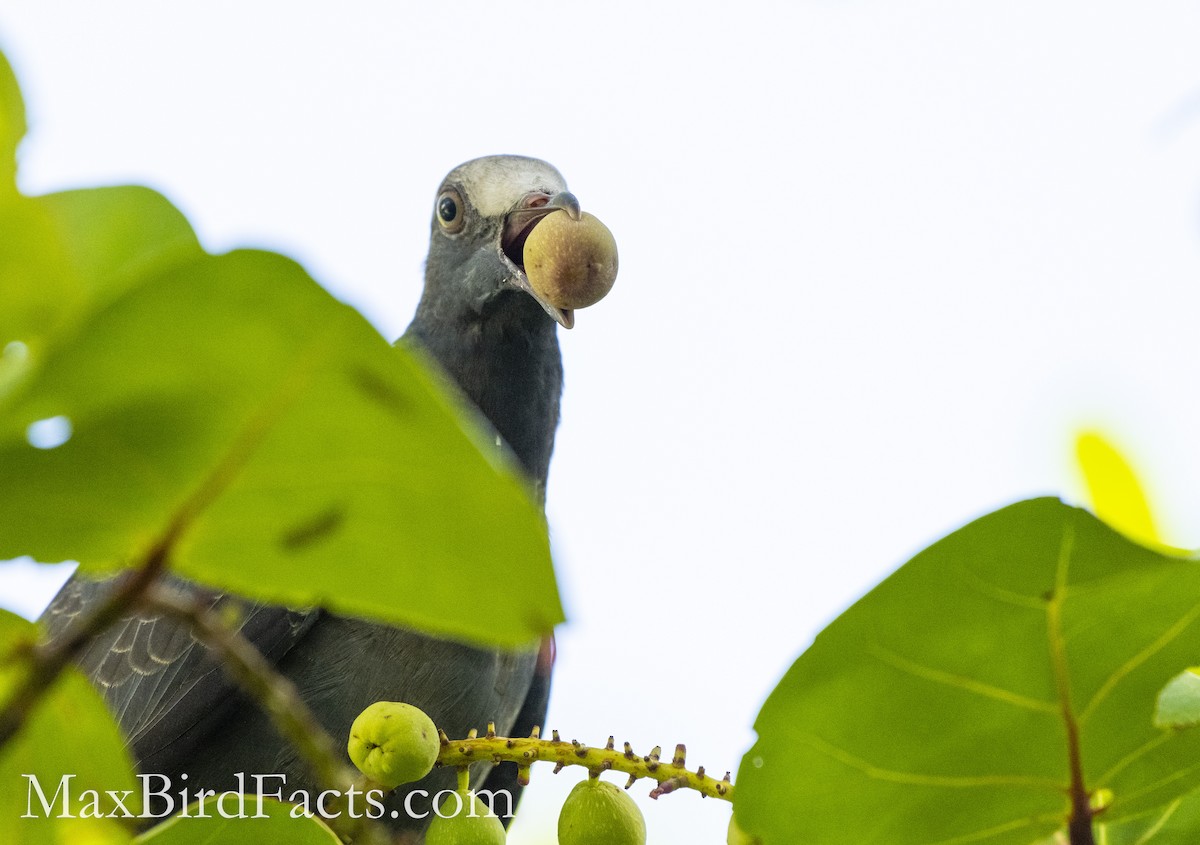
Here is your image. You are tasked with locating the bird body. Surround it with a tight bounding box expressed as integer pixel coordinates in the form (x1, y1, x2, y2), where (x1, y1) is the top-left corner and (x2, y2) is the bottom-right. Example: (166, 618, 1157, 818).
(40, 155, 586, 835)
(407, 293, 562, 496)
(408, 156, 573, 491)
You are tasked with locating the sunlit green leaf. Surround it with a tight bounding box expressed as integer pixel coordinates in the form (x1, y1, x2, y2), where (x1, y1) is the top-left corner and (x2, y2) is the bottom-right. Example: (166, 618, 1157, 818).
(135, 797, 339, 845)
(0, 53, 84, 361)
(1, 58, 202, 378)
(33, 187, 203, 304)
(0, 49, 23, 196)
(0, 198, 82, 359)
(736, 498, 1200, 845)
(0, 610, 139, 845)
(0, 250, 561, 646)
(3, 186, 203, 388)
(1074, 430, 1186, 555)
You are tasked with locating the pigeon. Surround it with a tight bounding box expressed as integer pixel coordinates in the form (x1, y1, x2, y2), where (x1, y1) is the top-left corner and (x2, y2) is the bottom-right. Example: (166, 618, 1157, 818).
(40, 155, 583, 836)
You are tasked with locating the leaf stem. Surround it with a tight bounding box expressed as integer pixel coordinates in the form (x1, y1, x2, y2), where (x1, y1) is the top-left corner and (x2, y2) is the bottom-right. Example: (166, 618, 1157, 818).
(1047, 526, 1095, 845)
(138, 585, 387, 844)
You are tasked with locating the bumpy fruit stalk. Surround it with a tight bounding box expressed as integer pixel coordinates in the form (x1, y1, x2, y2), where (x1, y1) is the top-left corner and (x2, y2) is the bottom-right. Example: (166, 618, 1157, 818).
(436, 725, 734, 802)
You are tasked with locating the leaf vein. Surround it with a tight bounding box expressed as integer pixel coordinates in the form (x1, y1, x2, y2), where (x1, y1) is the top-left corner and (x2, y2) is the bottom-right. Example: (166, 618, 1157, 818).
(870, 644, 1059, 714)
(1133, 797, 1183, 845)
(801, 733, 1064, 791)
(1079, 599, 1200, 726)
(1097, 733, 1172, 785)
(1115, 758, 1200, 806)
(922, 812, 1065, 845)
(958, 567, 1047, 611)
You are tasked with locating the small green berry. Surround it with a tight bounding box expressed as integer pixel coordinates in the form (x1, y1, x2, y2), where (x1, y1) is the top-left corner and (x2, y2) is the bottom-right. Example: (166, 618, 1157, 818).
(727, 811, 763, 844)
(557, 777, 646, 845)
(346, 701, 439, 790)
(426, 793, 506, 845)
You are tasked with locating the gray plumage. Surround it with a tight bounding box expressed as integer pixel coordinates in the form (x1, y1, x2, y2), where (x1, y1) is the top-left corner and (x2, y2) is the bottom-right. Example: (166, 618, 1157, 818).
(41, 155, 576, 835)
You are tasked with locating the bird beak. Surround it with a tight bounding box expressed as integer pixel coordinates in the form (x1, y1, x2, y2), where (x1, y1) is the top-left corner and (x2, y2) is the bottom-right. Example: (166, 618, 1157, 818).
(500, 191, 582, 330)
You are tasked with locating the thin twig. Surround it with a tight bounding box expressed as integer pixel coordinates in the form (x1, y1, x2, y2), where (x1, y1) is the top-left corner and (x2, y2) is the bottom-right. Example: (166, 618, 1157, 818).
(138, 584, 388, 844)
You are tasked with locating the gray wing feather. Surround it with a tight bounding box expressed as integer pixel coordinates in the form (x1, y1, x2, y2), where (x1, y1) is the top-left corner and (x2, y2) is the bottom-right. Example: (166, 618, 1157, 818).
(39, 573, 318, 769)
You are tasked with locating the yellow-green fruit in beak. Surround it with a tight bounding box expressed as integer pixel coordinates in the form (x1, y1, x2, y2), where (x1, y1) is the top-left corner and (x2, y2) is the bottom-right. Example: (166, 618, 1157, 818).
(557, 777, 646, 845)
(347, 701, 440, 790)
(523, 211, 618, 310)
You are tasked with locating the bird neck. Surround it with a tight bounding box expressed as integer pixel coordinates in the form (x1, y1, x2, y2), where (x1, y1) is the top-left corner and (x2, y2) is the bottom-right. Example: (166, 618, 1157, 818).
(406, 291, 563, 497)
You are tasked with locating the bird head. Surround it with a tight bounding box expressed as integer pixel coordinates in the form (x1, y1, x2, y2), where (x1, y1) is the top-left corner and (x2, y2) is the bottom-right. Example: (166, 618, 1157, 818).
(422, 155, 581, 330)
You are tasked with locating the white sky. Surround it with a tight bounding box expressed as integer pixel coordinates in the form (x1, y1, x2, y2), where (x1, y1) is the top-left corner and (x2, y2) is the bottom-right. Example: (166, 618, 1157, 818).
(2, 3, 1200, 843)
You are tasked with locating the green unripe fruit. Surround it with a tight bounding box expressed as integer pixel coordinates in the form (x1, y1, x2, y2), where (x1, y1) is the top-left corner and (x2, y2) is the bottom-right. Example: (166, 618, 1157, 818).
(523, 210, 618, 310)
(426, 793, 506, 845)
(557, 777, 646, 845)
(346, 701, 439, 790)
(727, 812, 763, 844)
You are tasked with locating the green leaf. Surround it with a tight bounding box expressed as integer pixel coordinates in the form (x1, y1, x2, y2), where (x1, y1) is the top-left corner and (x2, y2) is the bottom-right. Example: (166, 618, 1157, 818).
(3, 186, 203, 374)
(0, 197, 83, 359)
(0, 48, 24, 196)
(0, 51, 85, 363)
(0, 250, 561, 646)
(134, 797, 340, 845)
(0, 76, 201, 378)
(33, 186, 203, 304)
(735, 498, 1200, 845)
(1100, 786, 1200, 844)
(0, 610, 140, 845)
(1155, 668, 1200, 729)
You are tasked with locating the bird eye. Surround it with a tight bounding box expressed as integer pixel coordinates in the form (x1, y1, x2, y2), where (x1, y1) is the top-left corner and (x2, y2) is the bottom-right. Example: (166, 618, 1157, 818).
(436, 189, 464, 233)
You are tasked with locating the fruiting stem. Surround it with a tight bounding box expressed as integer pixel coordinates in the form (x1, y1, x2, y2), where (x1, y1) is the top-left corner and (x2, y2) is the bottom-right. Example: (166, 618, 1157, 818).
(436, 731, 734, 802)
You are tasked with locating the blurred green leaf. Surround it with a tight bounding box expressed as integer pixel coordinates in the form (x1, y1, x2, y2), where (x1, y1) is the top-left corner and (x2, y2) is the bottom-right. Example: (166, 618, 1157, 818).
(2, 51, 201, 379)
(135, 797, 339, 844)
(0, 51, 82, 361)
(1155, 668, 1200, 729)
(0, 198, 83, 362)
(0, 610, 139, 845)
(0, 250, 561, 646)
(3, 187, 202, 388)
(0, 49, 23, 195)
(33, 187, 203, 304)
(1, 186, 202, 398)
(736, 498, 1200, 844)
(5, 184, 199, 379)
